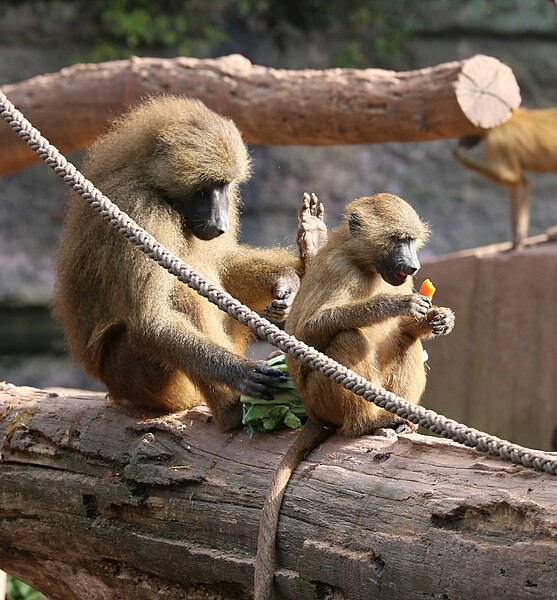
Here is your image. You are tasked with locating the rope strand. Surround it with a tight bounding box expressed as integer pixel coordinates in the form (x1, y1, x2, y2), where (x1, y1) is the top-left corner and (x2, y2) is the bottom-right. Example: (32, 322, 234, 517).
(1, 89, 556, 475)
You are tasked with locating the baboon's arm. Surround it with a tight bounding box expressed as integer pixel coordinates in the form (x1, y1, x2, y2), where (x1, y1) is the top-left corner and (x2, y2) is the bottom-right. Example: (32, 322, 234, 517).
(135, 305, 285, 399)
(138, 307, 251, 381)
(221, 195, 328, 319)
(300, 293, 431, 348)
(221, 245, 300, 318)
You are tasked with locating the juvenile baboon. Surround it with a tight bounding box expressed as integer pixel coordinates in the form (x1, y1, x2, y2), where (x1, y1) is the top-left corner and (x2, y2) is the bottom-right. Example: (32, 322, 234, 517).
(454, 107, 557, 249)
(254, 193, 455, 600)
(54, 96, 316, 431)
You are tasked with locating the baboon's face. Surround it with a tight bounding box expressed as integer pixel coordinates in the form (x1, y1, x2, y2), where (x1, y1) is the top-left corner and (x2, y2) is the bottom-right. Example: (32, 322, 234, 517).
(164, 181, 232, 240)
(375, 237, 421, 286)
(146, 104, 251, 242)
(346, 194, 428, 287)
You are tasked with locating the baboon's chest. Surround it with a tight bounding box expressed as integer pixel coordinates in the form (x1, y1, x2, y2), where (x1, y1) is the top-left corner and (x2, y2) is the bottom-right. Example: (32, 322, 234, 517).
(360, 320, 423, 373)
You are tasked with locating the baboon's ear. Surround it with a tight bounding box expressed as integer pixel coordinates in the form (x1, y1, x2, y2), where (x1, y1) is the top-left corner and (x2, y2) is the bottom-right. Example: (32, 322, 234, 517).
(348, 211, 364, 237)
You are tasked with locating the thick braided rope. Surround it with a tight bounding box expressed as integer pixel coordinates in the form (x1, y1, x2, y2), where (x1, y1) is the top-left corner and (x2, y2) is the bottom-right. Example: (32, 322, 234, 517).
(1, 91, 556, 476)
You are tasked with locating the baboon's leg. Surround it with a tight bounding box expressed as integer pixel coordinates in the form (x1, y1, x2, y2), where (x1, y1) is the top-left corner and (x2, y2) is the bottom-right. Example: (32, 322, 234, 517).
(509, 179, 530, 249)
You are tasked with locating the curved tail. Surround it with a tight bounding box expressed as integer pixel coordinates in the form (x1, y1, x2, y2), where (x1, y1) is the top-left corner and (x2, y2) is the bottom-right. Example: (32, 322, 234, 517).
(254, 420, 332, 600)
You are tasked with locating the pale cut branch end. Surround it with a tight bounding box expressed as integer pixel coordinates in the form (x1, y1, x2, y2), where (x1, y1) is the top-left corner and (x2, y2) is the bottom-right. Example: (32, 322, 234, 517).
(455, 54, 522, 129)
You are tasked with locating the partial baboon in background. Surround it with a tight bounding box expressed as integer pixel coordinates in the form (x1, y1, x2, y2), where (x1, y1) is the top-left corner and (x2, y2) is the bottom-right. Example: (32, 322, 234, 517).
(254, 193, 455, 600)
(454, 107, 557, 249)
(55, 96, 318, 431)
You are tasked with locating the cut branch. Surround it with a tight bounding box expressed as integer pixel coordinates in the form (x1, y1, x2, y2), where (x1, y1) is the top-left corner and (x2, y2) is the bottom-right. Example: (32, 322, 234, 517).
(1, 384, 555, 600)
(0, 53, 520, 175)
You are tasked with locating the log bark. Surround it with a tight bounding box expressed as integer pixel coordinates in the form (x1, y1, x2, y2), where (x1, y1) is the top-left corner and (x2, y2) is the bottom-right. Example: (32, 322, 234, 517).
(1, 384, 556, 600)
(0, 53, 520, 175)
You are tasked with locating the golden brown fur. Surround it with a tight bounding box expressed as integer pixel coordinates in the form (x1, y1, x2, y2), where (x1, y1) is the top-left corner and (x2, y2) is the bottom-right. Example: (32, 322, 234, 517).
(254, 193, 455, 600)
(54, 96, 301, 431)
(454, 107, 557, 248)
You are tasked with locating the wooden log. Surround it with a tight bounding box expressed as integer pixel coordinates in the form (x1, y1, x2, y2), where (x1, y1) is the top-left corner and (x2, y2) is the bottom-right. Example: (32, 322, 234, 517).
(1, 384, 555, 600)
(0, 53, 520, 176)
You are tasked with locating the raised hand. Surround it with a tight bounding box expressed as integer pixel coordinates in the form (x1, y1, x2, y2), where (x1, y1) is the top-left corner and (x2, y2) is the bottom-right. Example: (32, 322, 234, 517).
(296, 192, 328, 274)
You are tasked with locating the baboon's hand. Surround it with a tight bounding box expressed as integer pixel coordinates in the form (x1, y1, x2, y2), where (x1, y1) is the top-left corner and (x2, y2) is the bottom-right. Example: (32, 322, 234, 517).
(238, 360, 288, 401)
(427, 306, 455, 336)
(400, 293, 432, 321)
(264, 274, 300, 322)
(297, 192, 328, 266)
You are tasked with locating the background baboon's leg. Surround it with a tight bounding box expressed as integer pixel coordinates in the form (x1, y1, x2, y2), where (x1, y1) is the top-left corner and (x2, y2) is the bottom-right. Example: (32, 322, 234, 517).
(509, 179, 530, 248)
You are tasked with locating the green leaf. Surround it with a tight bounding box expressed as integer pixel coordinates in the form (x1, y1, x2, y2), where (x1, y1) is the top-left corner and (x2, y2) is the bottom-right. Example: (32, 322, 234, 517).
(267, 353, 287, 367)
(263, 414, 284, 430)
(7, 576, 45, 600)
(283, 411, 303, 430)
(240, 353, 306, 433)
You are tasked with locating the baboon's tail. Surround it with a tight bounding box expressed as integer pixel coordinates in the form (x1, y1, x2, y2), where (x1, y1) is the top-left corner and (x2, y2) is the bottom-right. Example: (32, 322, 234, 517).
(254, 420, 332, 600)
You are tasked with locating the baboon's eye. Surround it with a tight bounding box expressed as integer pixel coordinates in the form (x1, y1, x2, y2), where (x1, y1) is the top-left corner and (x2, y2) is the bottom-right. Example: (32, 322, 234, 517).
(198, 185, 213, 199)
(392, 235, 415, 245)
(348, 212, 363, 236)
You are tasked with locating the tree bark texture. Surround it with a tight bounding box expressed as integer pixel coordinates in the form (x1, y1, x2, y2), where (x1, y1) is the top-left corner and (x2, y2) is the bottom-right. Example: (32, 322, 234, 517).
(0, 384, 555, 600)
(0, 53, 520, 175)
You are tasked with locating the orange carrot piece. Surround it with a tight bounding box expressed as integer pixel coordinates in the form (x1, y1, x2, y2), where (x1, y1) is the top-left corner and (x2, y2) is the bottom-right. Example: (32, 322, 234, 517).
(419, 278, 436, 299)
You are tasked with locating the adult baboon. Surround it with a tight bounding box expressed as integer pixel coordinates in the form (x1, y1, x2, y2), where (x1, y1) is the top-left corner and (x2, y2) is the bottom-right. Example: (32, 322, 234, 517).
(254, 193, 455, 600)
(54, 96, 317, 431)
(454, 107, 557, 249)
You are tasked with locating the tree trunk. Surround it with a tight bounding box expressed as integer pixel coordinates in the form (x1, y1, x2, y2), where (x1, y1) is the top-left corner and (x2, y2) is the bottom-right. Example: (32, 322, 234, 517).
(0, 383, 555, 600)
(0, 53, 520, 175)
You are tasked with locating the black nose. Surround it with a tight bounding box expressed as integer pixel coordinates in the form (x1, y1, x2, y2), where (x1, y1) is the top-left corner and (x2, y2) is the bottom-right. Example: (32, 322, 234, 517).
(401, 262, 420, 276)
